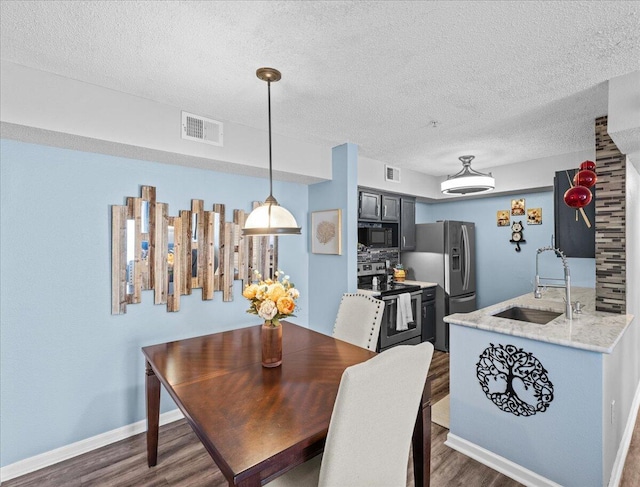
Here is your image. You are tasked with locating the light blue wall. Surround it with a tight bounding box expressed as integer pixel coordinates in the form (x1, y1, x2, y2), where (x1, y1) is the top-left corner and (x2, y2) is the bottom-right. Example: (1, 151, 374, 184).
(416, 192, 596, 308)
(308, 143, 358, 336)
(450, 325, 603, 486)
(0, 139, 310, 467)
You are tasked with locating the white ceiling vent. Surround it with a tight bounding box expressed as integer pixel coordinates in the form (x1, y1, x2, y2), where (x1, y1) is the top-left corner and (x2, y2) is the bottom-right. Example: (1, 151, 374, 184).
(385, 165, 401, 183)
(181, 111, 223, 146)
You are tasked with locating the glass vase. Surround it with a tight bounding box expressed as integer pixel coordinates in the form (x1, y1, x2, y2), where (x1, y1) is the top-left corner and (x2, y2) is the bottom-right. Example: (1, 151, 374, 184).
(261, 321, 282, 368)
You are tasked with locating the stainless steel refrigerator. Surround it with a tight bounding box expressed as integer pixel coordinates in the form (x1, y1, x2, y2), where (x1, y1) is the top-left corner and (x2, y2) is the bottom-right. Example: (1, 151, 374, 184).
(401, 221, 476, 351)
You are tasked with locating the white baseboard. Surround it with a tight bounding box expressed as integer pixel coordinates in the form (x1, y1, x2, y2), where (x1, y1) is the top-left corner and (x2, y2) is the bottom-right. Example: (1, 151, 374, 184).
(446, 381, 640, 487)
(445, 433, 562, 487)
(608, 380, 640, 487)
(0, 409, 184, 483)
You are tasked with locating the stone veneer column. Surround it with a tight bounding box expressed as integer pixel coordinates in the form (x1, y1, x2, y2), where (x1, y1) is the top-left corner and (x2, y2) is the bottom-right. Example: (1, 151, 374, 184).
(595, 116, 626, 313)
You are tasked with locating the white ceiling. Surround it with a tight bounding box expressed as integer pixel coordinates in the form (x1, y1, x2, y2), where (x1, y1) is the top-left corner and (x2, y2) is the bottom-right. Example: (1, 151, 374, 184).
(1, 0, 639, 177)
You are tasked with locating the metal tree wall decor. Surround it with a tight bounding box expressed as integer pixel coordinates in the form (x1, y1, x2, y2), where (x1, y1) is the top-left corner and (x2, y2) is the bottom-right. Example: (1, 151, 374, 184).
(111, 185, 278, 314)
(476, 343, 554, 416)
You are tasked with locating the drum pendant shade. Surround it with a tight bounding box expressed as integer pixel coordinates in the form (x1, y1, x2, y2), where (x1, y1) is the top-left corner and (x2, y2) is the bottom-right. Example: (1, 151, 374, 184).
(441, 155, 495, 195)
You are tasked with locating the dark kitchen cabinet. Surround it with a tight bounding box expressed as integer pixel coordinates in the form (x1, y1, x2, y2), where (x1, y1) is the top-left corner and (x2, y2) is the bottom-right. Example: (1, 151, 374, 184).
(400, 197, 416, 250)
(381, 195, 400, 222)
(358, 191, 381, 221)
(553, 169, 595, 258)
(358, 190, 400, 222)
(421, 286, 436, 344)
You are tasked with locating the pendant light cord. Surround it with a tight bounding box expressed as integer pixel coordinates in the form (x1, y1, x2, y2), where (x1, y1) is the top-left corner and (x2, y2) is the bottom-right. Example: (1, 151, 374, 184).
(267, 80, 274, 199)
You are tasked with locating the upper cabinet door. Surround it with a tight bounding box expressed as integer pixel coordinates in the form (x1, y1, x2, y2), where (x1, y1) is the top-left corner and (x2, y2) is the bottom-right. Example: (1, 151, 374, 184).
(359, 191, 380, 221)
(553, 169, 595, 257)
(400, 198, 416, 250)
(381, 195, 400, 222)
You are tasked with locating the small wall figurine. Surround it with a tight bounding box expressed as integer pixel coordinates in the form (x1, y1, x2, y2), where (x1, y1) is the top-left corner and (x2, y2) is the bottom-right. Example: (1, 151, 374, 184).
(510, 221, 526, 252)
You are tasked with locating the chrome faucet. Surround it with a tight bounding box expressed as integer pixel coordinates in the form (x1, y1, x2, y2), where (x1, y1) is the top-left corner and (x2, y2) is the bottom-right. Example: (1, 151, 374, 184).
(535, 246, 572, 320)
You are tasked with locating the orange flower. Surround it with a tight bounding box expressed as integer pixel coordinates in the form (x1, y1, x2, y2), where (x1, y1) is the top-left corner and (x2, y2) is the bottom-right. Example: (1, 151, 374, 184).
(242, 284, 259, 300)
(276, 296, 295, 315)
(267, 283, 286, 302)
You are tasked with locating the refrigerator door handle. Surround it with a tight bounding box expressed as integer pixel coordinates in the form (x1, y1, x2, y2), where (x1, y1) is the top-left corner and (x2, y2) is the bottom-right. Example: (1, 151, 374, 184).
(450, 293, 476, 305)
(461, 224, 470, 291)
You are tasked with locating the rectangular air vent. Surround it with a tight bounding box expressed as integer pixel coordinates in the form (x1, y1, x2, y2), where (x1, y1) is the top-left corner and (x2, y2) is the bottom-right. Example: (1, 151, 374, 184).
(181, 111, 223, 146)
(385, 164, 401, 183)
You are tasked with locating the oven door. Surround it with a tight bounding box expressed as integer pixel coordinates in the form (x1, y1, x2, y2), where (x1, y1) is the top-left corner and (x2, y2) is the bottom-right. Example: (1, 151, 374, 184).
(379, 291, 422, 351)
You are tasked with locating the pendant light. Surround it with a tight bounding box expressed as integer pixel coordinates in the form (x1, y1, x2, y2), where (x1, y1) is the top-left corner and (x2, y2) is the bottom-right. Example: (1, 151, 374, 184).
(441, 155, 495, 195)
(243, 67, 301, 236)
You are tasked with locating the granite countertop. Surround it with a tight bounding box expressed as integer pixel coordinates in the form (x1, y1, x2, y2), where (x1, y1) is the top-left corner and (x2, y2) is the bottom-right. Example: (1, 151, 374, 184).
(444, 287, 634, 353)
(357, 280, 437, 298)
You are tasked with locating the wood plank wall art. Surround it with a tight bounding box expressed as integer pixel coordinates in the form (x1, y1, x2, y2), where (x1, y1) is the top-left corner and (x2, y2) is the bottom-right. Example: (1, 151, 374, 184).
(111, 185, 278, 314)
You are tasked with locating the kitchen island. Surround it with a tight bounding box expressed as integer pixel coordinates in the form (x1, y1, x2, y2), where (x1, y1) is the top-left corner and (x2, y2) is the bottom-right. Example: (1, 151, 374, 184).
(444, 287, 635, 487)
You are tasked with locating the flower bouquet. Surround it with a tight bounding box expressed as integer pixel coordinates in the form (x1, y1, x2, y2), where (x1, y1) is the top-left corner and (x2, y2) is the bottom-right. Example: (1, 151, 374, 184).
(243, 270, 299, 327)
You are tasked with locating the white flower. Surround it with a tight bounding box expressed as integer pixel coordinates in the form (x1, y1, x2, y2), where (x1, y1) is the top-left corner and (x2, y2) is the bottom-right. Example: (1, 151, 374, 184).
(258, 299, 278, 320)
(255, 285, 268, 300)
(288, 288, 300, 300)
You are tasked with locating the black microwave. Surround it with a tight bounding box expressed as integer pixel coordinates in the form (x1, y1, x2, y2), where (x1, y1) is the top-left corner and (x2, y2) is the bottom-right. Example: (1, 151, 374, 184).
(358, 227, 393, 248)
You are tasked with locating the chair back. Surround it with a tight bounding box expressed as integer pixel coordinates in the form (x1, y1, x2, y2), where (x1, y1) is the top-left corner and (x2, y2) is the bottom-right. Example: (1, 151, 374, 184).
(332, 293, 384, 351)
(318, 341, 435, 487)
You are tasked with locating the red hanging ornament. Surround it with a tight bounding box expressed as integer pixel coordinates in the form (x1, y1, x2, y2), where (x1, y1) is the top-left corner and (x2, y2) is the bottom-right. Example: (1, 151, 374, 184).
(564, 186, 592, 208)
(580, 160, 596, 171)
(573, 169, 597, 188)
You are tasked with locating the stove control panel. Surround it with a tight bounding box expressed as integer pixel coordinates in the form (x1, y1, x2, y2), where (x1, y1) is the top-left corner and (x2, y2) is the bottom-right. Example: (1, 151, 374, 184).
(357, 262, 387, 276)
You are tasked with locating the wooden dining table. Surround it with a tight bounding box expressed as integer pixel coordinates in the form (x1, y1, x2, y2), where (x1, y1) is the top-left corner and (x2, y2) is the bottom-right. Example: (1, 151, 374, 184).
(143, 321, 433, 486)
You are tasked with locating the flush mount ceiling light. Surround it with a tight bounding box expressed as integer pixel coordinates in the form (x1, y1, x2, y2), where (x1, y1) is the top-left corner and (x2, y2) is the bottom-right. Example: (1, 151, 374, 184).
(441, 155, 495, 195)
(243, 68, 301, 236)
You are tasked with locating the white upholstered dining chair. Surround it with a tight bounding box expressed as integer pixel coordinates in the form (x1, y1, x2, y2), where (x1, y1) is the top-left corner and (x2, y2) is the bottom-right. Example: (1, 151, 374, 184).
(267, 341, 435, 487)
(332, 293, 385, 351)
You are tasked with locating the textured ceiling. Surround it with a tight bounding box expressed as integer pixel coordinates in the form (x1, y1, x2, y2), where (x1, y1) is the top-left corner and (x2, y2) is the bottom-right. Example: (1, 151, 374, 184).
(1, 0, 639, 176)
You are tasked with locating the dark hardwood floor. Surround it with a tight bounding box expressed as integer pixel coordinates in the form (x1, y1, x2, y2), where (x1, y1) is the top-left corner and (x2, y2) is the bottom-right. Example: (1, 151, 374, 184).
(3, 350, 638, 486)
(429, 349, 450, 405)
(621, 406, 640, 487)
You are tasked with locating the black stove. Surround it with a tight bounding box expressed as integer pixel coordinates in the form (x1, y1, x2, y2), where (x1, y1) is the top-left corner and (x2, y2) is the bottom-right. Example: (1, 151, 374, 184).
(357, 261, 421, 296)
(357, 261, 424, 352)
(360, 281, 421, 297)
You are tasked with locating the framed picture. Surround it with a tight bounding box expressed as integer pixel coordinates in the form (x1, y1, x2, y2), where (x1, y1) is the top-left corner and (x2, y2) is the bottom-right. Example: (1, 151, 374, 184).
(497, 210, 510, 227)
(527, 208, 542, 225)
(511, 198, 525, 216)
(311, 209, 342, 255)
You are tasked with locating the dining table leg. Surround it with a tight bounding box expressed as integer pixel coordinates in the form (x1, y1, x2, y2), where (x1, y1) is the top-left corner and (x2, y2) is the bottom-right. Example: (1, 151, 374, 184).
(146, 360, 161, 467)
(412, 379, 432, 487)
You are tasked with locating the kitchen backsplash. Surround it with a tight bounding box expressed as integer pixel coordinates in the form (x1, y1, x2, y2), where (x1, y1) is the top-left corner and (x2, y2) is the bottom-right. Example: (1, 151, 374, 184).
(594, 116, 626, 313)
(357, 248, 400, 266)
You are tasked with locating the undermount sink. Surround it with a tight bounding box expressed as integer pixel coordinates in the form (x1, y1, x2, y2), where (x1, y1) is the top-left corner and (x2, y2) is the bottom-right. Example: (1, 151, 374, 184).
(492, 306, 562, 325)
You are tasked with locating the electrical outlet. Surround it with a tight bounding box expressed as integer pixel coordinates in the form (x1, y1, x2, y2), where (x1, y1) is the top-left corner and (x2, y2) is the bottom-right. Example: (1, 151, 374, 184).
(611, 400, 616, 425)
